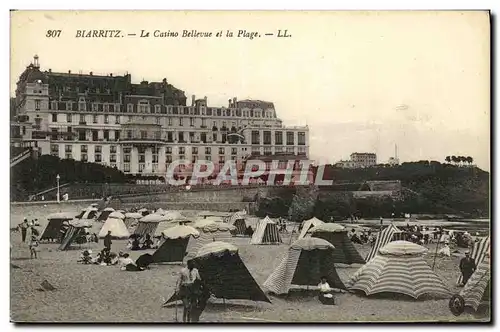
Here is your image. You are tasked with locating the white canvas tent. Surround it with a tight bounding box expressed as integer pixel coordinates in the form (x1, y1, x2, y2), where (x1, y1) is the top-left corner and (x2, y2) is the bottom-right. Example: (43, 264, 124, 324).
(298, 217, 324, 239)
(98, 217, 130, 239)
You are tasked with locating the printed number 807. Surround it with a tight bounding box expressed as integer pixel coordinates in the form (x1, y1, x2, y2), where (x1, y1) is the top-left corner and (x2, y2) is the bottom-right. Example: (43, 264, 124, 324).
(46, 30, 62, 38)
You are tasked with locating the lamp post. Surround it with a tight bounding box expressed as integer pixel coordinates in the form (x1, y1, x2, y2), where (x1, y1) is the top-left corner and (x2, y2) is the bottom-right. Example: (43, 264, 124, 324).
(56, 174, 60, 203)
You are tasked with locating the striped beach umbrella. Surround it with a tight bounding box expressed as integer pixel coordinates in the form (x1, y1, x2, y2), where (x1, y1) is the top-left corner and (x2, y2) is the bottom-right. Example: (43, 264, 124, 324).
(347, 241, 451, 299)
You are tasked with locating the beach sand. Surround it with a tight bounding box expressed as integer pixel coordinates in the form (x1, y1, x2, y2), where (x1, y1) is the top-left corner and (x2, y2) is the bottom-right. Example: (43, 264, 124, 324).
(10, 227, 490, 323)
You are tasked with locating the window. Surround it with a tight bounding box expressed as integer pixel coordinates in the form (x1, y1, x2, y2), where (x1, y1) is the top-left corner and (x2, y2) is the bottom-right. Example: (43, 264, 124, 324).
(104, 104, 109, 112)
(52, 114, 57, 122)
(206, 155, 211, 161)
(78, 130, 86, 141)
(231, 156, 237, 161)
(205, 147, 211, 155)
(298, 132, 306, 145)
(124, 154, 131, 162)
(251, 131, 260, 145)
(212, 133, 217, 142)
(168, 118, 172, 126)
(179, 147, 185, 154)
(93, 115, 98, 124)
(218, 156, 225, 164)
(219, 147, 225, 155)
(50, 144, 59, 156)
(155, 105, 161, 114)
(166, 155, 173, 163)
(141, 131, 147, 139)
(95, 145, 102, 153)
(201, 118, 206, 127)
(115, 131, 120, 140)
(264, 147, 272, 155)
(127, 116, 132, 123)
(154, 131, 161, 140)
(231, 148, 237, 155)
(66, 114, 72, 123)
(166, 147, 172, 154)
(81, 145, 88, 153)
(115, 116, 120, 124)
(190, 117, 194, 126)
(298, 146, 307, 155)
(201, 132, 207, 143)
(286, 147, 294, 154)
(65, 153, 73, 159)
(275, 131, 283, 145)
(79, 102, 86, 111)
(65, 145, 72, 153)
(92, 130, 98, 141)
(286, 132, 294, 145)
(124, 163, 130, 172)
(179, 118, 184, 126)
(156, 117, 161, 125)
(103, 130, 109, 140)
(110, 154, 116, 162)
(92, 104, 98, 112)
(178, 132, 184, 142)
(263, 131, 271, 145)
(66, 102, 72, 111)
(81, 153, 88, 162)
(95, 154, 102, 162)
(35, 100, 41, 110)
(127, 104, 133, 113)
(192, 147, 198, 155)
(79, 114, 85, 124)
(104, 115, 109, 124)
(167, 132, 173, 142)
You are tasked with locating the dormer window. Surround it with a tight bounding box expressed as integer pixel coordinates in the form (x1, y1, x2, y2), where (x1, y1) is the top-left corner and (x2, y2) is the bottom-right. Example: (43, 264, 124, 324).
(127, 103, 133, 113)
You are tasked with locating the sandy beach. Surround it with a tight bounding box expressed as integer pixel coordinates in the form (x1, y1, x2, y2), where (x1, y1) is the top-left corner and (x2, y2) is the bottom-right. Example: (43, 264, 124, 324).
(10, 215, 490, 323)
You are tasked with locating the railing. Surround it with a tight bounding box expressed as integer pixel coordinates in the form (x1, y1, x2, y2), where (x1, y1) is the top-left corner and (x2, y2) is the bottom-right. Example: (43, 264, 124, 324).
(10, 149, 32, 168)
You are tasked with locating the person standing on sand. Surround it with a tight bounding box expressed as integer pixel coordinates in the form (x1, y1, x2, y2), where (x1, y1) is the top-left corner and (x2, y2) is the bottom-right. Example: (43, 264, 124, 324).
(20, 218, 28, 243)
(379, 217, 383, 226)
(459, 251, 476, 286)
(176, 259, 202, 322)
(104, 231, 112, 252)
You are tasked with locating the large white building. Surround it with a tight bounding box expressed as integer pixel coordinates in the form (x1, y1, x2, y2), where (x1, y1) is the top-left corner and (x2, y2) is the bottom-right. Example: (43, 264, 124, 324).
(11, 56, 310, 179)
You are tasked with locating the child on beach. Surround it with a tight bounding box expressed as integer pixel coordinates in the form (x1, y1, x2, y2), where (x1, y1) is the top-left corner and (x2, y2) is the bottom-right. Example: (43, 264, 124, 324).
(29, 235, 39, 259)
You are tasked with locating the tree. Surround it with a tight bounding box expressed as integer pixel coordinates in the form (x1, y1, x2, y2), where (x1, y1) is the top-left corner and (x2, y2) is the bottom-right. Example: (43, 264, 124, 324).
(451, 155, 458, 165)
(467, 156, 474, 166)
(288, 185, 318, 222)
(445, 156, 451, 163)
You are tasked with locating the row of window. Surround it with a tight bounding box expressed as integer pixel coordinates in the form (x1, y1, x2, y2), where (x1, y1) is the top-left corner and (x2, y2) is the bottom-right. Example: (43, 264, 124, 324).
(251, 131, 306, 145)
(46, 100, 275, 118)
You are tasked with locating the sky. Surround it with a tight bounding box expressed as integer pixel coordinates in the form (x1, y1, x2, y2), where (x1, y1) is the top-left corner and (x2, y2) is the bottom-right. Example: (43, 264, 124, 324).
(10, 11, 491, 170)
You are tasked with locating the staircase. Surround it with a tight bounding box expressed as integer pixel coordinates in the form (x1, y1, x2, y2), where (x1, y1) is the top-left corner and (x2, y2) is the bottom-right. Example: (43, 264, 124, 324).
(10, 148, 32, 168)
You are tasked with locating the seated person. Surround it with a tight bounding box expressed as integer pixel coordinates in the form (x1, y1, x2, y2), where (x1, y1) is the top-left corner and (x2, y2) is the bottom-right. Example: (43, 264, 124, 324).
(350, 233, 363, 244)
(244, 226, 254, 237)
(317, 276, 335, 305)
(438, 243, 451, 257)
(131, 236, 141, 251)
(119, 253, 135, 270)
(78, 250, 93, 264)
(142, 234, 154, 250)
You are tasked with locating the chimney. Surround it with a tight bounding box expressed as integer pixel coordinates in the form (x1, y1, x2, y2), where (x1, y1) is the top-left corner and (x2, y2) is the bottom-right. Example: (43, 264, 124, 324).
(233, 97, 237, 106)
(90, 71, 93, 76)
(68, 70, 71, 74)
(228, 99, 232, 107)
(110, 73, 113, 77)
(204, 96, 207, 105)
(192, 95, 196, 107)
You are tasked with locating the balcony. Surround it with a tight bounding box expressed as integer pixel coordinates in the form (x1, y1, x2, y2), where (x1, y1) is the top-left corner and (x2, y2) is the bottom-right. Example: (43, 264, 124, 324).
(78, 121, 87, 125)
(119, 136, 167, 145)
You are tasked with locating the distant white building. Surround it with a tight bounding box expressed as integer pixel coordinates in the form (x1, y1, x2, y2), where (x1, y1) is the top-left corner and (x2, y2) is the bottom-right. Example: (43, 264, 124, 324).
(387, 157, 400, 166)
(335, 152, 377, 169)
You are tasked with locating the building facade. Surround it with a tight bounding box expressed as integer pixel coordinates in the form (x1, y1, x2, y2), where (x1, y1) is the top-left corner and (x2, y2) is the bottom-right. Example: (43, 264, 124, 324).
(335, 152, 377, 169)
(11, 56, 310, 180)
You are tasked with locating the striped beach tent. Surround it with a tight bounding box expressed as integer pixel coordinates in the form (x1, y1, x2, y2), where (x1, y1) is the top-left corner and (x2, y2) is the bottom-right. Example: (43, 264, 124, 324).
(97, 207, 115, 222)
(133, 214, 181, 238)
(456, 236, 490, 285)
(298, 217, 324, 240)
(365, 224, 402, 262)
(347, 241, 451, 299)
(460, 255, 490, 311)
(263, 237, 346, 295)
(58, 219, 93, 251)
(250, 216, 282, 245)
(308, 223, 365, 264)
(40, 212, 76, 242)
(186, 221, 236, 258)
(123, 212, 142, 228)
(165, 242, 271, 305)
(229, 212, 247, 236)
(151, 225, 200, 264)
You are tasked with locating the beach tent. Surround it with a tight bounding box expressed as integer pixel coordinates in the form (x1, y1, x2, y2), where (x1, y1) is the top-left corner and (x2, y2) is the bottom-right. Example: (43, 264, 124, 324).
(40, 212, 77, 242)
(449, 256, 490, 315)
(162, 210, 187, 222)
(98, 217, 130, 239)
(97, 207, 115, 222)
(124, 212, 143, 228)
(58, 219, 93, 251)
(347, 241, 451, 299)
(155, 208, 167, 215)
(307, 223, 365, 264)
(133, 214, 180, 238)
(228, 211, 247, 236)
(151, 225, 200, 264)
(186, 221, 236, 257)
(365, 224, 403, 262)
(250, 216, 282, 245)
(298, 217, 325, 240)
(456, 236, 490, 285)
(264, 237, 346, 295)
(165, 241, 271, 305)
(75, 206, 99, 220)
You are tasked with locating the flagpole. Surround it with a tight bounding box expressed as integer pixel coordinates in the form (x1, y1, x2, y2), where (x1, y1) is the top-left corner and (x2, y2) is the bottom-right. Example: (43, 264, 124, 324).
(432, 239, 440, 270)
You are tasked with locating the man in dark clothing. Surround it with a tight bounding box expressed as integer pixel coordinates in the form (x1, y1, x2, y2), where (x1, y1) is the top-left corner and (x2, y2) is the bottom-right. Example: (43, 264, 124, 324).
(104, 231, 112, 251)
(20, 218, 29, 243)
(459, 251, 476, 286)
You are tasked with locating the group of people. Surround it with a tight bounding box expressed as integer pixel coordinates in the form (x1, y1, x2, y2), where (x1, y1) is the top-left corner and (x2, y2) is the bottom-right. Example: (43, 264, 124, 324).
(127, 234, 158, 251)
(348, 229, 376, 245)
